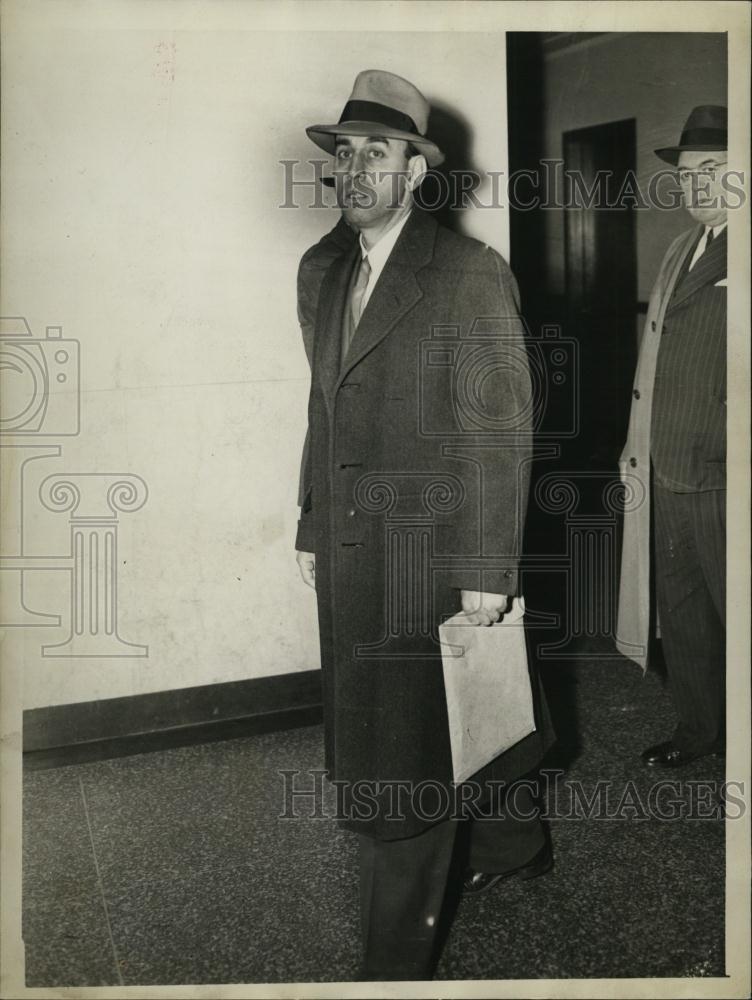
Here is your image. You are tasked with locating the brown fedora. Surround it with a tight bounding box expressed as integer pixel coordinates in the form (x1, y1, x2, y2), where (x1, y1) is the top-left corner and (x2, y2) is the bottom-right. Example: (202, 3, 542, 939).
(307, 69, 444, 168)
(655, 105, 727, 165)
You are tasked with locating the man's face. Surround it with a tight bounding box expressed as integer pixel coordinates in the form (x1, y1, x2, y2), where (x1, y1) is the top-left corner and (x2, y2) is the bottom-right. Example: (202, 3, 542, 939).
(333, 135, 414, 231)
(677, 150, 728, 227)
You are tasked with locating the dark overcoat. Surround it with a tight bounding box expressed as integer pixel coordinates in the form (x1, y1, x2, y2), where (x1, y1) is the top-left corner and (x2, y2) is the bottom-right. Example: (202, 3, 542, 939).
(296, 209, 554, 839)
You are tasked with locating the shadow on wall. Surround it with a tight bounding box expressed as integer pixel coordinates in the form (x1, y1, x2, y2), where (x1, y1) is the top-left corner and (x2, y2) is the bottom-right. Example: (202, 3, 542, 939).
(417, 101, 479, 235)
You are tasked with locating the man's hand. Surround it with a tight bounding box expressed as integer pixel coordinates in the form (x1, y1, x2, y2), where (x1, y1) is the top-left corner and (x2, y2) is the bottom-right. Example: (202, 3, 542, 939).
(296, 550, 316, 589)
(460, 590, 507, 626)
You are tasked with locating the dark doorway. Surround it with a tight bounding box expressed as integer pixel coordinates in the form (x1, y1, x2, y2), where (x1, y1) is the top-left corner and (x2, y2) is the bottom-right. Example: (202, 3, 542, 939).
(563, 118, 638, 467)
(506, 32, 546, 304)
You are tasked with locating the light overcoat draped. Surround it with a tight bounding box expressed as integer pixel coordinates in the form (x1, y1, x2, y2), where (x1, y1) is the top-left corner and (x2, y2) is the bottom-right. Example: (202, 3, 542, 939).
(616, 224, 727, 669)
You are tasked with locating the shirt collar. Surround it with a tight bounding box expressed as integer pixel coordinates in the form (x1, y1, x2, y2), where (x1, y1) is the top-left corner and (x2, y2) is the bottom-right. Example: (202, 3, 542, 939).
(359, 210, 412, 272)
(708, 221, 727, 238)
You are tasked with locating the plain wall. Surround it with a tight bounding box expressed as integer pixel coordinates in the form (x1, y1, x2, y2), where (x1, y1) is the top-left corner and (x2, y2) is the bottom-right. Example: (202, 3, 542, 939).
(1, 12, 510, 709)
(540, 32, 727, 301)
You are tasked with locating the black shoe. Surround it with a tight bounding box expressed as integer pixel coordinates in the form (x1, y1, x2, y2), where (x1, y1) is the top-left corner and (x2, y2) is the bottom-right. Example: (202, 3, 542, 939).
(641, 740, 723, 768)
(462, 841, 553, 896)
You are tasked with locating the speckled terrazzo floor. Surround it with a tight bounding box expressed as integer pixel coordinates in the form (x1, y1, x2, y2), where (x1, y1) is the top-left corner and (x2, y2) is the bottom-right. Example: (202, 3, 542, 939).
(23, 650, 727, 987)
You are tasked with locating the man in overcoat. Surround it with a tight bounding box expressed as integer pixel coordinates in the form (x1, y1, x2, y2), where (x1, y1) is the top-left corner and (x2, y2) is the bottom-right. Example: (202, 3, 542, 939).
(617, 106, 728, 769)
(294, 70, 554, 980)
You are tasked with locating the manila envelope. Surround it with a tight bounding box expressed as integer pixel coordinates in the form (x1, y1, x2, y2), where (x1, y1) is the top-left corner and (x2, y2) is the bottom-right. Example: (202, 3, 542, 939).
(439, 598, 536, 783)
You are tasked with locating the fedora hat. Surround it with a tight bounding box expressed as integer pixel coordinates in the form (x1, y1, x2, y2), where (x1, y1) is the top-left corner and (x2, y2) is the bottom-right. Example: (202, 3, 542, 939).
(307, 69, 444, 168)
(655, 105, 727, 165)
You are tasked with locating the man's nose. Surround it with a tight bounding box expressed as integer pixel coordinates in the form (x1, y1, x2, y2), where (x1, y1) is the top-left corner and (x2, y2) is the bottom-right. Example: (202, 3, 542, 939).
(348, 149, 370, 176)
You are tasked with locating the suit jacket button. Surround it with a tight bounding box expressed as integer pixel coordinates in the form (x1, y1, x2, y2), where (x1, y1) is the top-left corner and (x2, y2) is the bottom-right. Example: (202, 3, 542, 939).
(629, 457, 637, 468)
(347, 508, 356, 517)
(633, 389, 641, 399)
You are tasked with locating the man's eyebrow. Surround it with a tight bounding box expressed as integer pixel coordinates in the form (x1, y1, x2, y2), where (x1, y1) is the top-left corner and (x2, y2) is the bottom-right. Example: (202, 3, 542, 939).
(334, 135, 391, 146)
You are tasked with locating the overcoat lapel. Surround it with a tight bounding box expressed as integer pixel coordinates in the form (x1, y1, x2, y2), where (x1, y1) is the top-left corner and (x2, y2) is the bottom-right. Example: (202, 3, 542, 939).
(667, 226, 727, 312)
(315, 241, 360, 409)
(339, 211, 437, 384)
(317, 210, 438, 399)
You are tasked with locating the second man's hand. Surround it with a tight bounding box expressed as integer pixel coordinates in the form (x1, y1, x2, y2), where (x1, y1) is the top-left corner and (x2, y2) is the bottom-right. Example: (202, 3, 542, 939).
(460, 590, 508, 626)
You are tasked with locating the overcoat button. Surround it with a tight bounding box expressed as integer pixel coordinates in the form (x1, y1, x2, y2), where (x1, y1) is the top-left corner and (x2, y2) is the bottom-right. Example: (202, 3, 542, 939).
(347, 508, 356, 517)
(651, 321, 657, 332)
(629, 457, 637, 468)
(633, 389, 641, 399)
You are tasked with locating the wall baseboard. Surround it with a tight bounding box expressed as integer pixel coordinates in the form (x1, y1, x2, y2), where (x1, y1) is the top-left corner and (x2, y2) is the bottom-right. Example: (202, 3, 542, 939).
(23, 671, 323, 770)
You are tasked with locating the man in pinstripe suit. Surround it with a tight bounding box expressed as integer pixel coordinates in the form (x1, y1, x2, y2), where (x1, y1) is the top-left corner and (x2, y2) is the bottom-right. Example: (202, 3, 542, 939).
(617, 106, 728, 768)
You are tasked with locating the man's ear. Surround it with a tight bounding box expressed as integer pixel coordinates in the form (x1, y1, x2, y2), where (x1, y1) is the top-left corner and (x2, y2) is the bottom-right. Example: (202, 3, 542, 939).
(407, 153, 428, 191)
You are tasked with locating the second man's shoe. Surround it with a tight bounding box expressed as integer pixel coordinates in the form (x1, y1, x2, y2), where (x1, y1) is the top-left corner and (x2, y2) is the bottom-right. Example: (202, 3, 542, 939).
(641, 740, 722, 768)
(463, 841, 553, 896)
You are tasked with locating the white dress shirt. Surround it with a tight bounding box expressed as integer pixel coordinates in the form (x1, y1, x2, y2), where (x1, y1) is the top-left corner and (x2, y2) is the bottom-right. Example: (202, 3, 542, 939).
(358, 211, 412, 312)
(688, 221, 727, 271)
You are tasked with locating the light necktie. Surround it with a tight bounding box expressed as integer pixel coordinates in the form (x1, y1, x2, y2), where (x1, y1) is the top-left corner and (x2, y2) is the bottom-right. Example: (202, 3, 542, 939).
(688, 227, 715, 272)
(350, 255, 372, 328)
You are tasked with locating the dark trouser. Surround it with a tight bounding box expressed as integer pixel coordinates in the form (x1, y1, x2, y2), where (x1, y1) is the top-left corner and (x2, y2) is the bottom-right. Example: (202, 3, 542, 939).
(357, 784, 545, 980)
(652, 484, 726, 754)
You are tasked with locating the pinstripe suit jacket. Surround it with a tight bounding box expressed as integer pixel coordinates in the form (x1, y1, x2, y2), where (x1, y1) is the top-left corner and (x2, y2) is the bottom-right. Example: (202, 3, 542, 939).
(616, 224, 727, 669)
